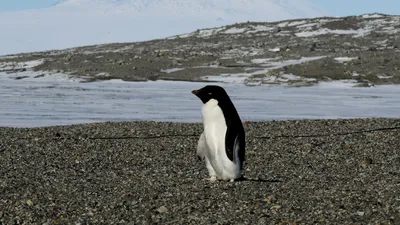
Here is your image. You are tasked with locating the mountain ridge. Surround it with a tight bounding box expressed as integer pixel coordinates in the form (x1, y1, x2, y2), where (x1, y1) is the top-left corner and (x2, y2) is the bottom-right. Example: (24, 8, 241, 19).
(2, 13, 399, 87)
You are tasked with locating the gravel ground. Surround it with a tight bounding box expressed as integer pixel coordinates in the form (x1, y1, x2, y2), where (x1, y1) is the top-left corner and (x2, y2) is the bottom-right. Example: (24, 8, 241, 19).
(1, 118, 400, 224)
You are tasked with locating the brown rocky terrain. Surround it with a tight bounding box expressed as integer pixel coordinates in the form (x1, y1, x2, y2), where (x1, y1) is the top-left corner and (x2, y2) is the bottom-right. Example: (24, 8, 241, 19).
(1, 13, 400, 87)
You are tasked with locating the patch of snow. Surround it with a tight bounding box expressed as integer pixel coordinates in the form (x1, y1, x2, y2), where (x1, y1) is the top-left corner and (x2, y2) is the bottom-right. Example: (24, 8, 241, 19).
(378, 75, 393, 79)
(250, 58, 280, 64)
(96, 72, 110, 77)
(352, 29, 372, 37)
(263, 74, 305, 83)
(275, 31, 292, 36)
(203, 56, 325, 83)
(269, 47, 281, 52)
(277, 21, 289, 27)
(221, 48, 263, 58)
(276, 19, 311, 28)
(246, 25, 274, 33)
(375, 39, 388, 45)
(315, 79, 359, 88)
(198, 29, 216, 37)
(224, 27, 246, 34)
(297, 22, 319, 28)
(198, 27, 225, 37)
(288, 20, 308, 26)
(362, 14, 385, 19)
(295, 28, 371, 37)
(160, 68, 185, 73)
(0, 60, 44, 70)
(280, 74, 303, 80)
(378, 26, 399, 35)
(174, 33, 194, 39)
(247, 73, 317, 86)
(334, 57, 358, 63)
(2, 70, 82, 82)
(111, 45, 135, 53)
(317, 19, 340, 23)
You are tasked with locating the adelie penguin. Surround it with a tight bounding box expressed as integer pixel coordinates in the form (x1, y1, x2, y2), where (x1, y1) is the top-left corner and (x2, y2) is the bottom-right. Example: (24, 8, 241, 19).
(192, 85, 245, 182)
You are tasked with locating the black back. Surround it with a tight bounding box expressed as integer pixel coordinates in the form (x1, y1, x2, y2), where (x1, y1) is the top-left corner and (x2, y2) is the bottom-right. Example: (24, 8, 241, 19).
(192, 85, 246, 168)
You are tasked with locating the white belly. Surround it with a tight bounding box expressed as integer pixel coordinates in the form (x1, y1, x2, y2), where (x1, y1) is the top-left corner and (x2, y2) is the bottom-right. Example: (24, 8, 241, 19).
(202, 99, 241, 180)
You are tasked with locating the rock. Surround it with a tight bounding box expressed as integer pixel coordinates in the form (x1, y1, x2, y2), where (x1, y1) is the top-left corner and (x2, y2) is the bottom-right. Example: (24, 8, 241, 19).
(15, 76, 29, 80)
(356, 211, 365, 216)
(172, 59, 180, 65)
(273, 27, 282, 32)
(361, 156, 373, 168)
(26, 200, 34, 207)
(34, 74, 46, 78)
(157, 206, 168, 213)
(270, 205, 281, 210)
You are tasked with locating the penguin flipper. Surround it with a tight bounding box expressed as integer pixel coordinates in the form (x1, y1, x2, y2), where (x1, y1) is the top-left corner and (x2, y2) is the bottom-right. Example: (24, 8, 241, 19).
(225, 126, 245, 168)
(196, 132, 207, 161)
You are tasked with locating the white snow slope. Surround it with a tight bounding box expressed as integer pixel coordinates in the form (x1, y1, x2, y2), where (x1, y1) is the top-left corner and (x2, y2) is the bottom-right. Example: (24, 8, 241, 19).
(0, 0, 327, 55)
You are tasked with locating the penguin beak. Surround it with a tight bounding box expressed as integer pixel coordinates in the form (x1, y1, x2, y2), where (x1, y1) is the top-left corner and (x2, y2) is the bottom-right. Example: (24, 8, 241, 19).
(191, 90, 198, 95)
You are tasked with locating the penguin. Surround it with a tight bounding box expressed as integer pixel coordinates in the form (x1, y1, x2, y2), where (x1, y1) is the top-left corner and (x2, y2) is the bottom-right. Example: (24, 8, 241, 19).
(191, 85, 245, 182)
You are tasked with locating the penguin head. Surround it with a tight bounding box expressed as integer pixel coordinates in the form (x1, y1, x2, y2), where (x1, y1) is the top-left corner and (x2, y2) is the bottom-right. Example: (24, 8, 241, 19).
(191, 85, 230, 104)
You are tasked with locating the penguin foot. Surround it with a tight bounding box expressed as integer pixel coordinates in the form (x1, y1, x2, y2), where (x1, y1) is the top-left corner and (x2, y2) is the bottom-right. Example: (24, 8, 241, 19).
(203, 176, 217, 182)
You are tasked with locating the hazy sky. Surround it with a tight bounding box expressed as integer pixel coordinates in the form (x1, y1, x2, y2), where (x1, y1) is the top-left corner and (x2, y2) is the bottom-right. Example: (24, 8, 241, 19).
(0, 0, 399, 16)
(0, 0, 59, 11)
(315, 0, 400, 16)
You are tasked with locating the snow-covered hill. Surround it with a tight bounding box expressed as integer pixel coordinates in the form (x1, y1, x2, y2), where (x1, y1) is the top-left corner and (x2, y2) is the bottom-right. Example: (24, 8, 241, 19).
(0, 0, 327, 55)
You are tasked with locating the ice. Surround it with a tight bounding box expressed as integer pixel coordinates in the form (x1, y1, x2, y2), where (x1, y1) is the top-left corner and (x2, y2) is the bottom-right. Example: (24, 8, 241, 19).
(1, 72, 400, 128)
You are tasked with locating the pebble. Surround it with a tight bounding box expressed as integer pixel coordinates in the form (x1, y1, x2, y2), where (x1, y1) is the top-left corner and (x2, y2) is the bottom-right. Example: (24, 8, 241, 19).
(157, 206, 168, 213)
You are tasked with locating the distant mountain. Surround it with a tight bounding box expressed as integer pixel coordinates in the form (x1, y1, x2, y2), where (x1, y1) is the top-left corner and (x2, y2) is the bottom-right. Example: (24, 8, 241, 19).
(0, 0, 328, 55)
(54, 0, 326, 20)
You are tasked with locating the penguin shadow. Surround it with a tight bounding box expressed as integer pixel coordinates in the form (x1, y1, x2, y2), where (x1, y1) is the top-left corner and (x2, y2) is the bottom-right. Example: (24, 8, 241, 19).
(233, 176, 283, 183)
